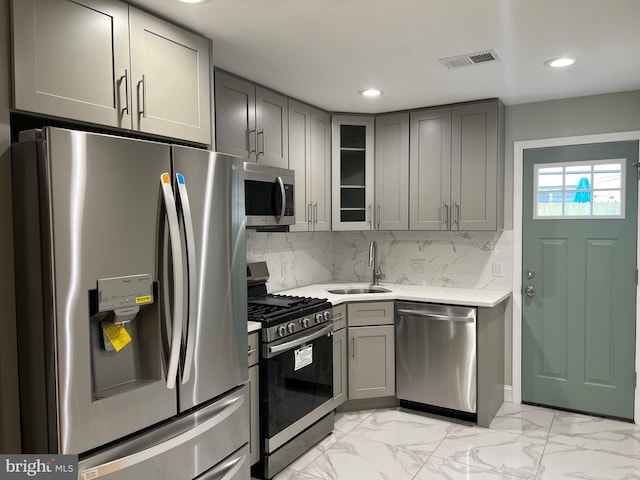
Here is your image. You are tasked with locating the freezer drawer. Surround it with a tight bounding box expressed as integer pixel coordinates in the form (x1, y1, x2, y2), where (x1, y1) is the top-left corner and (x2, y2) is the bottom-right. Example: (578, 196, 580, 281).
(396, 302, 477, 414)
(77, 385, 249, 480)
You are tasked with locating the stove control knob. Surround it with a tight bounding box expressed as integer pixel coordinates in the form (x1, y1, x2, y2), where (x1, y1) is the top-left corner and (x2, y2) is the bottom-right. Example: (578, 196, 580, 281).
(277, 325, 287, 337)
(323, 311, 331, 322)
(287, 323, 296, 334)
(314, 313, 323, 324)
(301, 318, 310, 328)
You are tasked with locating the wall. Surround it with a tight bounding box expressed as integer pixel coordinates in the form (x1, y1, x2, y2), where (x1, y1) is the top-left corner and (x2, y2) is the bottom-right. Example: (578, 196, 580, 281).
(0, 0, 21, 453)
(246, 90, 640, 392)
(246, 230, 512, 293)
(502, 89, 640, 389)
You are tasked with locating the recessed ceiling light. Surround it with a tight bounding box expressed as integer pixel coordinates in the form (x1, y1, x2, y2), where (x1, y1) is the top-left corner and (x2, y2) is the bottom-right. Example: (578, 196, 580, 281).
(176, 0, 209, 4)
(544, 57, 576, 68)
(359, 89, 382, 97)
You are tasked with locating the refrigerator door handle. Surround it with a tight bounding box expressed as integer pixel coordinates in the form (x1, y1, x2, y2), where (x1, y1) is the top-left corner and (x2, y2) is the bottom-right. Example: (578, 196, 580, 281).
(194, 448, 248, 480)
(175, 173, 197, 384)
(77, 389, 246, 479)
(160, 173, 184, 389)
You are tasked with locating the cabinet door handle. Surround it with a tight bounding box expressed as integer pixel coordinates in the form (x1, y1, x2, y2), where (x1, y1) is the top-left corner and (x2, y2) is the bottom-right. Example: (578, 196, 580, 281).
(377, 203, 381, 230)
(351, 337, 356, 358)
(138, 74, 147, 117)
(367, 203, 372, 229)
(443, 202, 449, 229)
(307, 203, 312, 226)
(257, 129, 265, 157)
(120, 69, 129, 115)
(454, 203, 460, 229)
(248, 129, 257, 158)
(313, 202, 318, 225)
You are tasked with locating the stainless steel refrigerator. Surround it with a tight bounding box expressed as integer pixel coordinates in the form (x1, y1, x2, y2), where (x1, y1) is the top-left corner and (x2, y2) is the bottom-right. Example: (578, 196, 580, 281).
(11, 127, 249, 479)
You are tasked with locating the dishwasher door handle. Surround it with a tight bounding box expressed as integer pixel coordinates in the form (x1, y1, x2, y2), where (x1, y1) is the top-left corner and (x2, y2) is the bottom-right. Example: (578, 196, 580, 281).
(396, 309, 475, 322)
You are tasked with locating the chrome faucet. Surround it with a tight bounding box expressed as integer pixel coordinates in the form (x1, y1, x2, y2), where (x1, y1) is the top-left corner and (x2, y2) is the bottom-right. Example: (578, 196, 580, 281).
(368, 241, 384, 285)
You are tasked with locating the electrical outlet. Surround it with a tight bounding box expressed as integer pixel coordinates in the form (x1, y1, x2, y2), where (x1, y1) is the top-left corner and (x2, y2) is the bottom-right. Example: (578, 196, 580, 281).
(411, 259, 425, 274)
(492, 262, 503, 277)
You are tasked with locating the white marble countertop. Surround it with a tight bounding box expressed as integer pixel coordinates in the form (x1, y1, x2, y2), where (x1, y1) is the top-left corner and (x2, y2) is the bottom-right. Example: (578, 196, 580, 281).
(248, 321, 261, 333)
(275, 282, 511, 308)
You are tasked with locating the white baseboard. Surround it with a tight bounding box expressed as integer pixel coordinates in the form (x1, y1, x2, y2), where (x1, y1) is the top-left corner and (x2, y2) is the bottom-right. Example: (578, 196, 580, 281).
(504, 385, 513, 403)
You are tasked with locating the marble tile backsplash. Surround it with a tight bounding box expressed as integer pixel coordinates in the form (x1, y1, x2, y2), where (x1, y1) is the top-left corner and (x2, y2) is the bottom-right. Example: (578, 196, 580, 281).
(245, 230, 513, 292)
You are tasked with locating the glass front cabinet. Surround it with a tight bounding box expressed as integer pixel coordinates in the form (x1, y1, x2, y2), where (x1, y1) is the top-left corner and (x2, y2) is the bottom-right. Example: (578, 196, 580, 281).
(331, 115, 375, 230)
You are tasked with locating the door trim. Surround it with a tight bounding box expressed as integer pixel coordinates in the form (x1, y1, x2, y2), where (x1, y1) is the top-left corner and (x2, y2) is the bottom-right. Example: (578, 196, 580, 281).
(513, 131, 640, 424)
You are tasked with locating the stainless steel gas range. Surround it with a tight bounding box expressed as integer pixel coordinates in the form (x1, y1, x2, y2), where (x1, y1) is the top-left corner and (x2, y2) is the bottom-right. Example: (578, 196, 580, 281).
(247, 262, 334, 480)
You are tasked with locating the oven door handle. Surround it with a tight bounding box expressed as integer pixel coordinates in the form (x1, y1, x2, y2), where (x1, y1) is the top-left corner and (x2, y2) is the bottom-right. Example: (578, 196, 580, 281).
(266, 324, 333, 358)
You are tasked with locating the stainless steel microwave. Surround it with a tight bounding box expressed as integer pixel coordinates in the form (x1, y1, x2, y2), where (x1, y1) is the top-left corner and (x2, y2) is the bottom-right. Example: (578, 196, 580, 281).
(244, 162, 295, 229)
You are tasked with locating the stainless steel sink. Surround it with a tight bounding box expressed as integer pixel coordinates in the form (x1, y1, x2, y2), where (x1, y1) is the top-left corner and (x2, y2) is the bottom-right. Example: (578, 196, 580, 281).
(326, 286, 391, 295)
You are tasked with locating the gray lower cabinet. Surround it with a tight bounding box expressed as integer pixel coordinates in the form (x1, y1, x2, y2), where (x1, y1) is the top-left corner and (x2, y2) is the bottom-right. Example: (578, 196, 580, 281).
(289, 100, 331, 232)
(332, 304, 347, 408)
(409, 100, 504, 231)
(248, 332, 259, 466)
(11, 0, 211, 145)
(347, 302, 395, 400)
(214, 70, 288, 168)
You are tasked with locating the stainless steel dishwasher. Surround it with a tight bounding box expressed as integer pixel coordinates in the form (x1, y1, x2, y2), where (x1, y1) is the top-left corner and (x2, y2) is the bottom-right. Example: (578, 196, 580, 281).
(396, 301, 477, 414)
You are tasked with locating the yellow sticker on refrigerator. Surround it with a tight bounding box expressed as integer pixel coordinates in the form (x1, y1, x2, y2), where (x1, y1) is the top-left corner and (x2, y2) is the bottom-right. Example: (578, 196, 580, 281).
(102, 323, 132, 352)
(136, 295, 152, 304)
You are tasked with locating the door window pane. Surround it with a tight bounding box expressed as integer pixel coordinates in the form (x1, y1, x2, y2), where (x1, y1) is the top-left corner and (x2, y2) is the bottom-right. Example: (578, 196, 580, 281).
(534, 160, 624, 219)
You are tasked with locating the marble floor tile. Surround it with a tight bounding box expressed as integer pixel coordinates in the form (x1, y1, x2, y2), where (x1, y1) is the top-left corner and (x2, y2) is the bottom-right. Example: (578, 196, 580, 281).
(287, 431, 344, 472)
(489, 403, 555, 439)
(256, 405, 640, 480)
(432, 425, 546, 479)
(549, 411, 640, 459)
(348, 408, 455, 455)
(333, 410, 374, 435)
(301, 432, 428, 480)
(536, 442, 640, 479)
(415, 456, 523, 480)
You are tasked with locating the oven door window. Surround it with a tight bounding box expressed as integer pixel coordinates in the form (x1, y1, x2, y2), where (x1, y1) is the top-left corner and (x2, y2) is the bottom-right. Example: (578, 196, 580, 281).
(262, 332, 333, 438)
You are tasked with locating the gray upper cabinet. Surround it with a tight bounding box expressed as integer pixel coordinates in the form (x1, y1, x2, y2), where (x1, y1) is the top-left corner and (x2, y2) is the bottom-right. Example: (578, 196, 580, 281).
(409, 107, 452, 230)
(410, 100, 504, 231)
(215, 70, 288, 169)
(375, 113, 409, 231)
(128, 7, 211, 145)
(332, 115, 375, 231)
(289, 100, 331, 232)
(12, 0, 131, 129)
(451, 101, 503, 230)
(11, 0, 211, 145)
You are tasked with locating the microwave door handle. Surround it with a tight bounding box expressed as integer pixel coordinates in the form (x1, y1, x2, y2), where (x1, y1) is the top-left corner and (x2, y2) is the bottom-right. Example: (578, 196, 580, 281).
(175, 174, 197, 384)
(160, 173, 184, 389)
(276, 176, 285, 223)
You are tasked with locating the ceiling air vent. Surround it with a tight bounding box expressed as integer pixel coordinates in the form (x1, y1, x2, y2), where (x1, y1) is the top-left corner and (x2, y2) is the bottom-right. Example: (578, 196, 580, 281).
(439, 50, 501, 70)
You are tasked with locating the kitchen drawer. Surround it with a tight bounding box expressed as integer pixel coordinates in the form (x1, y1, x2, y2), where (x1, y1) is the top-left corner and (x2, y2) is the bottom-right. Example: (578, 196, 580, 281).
(332, 304, 347, 331)
(347, 302, 394, 327)
(248, 332, 259, 367)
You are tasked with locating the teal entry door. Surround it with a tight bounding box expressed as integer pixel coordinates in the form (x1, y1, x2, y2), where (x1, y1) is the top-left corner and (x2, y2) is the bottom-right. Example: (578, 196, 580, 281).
(522, 141, 638, 420)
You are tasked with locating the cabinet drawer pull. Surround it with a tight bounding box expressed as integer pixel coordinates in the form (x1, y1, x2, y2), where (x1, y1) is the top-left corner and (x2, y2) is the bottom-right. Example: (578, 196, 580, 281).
(247, 348, 257, 356)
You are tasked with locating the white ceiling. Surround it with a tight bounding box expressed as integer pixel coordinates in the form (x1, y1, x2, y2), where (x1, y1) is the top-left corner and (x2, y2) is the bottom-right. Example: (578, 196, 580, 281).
(129, 0, 640, 114)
